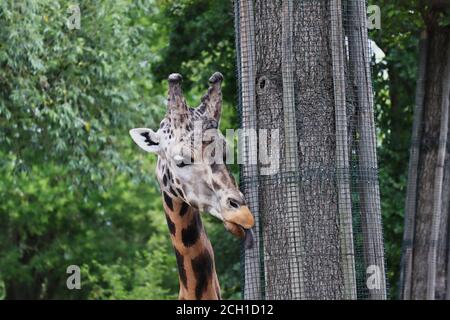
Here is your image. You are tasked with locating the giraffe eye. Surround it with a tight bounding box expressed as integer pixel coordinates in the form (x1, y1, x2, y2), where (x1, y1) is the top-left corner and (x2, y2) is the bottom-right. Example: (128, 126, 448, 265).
(228, 199, 240, 209)
(176, 161, 190, 168)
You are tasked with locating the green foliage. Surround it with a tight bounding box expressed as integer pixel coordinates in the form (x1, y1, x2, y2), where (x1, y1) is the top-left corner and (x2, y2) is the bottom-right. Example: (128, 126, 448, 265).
(0, 0, 163, 182)
(0, 152, 177, 298)
(152, 0, 237, 104)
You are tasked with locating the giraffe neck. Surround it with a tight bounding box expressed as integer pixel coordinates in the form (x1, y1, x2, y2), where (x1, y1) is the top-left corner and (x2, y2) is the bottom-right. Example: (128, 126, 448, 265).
(161, 192, 221, 300)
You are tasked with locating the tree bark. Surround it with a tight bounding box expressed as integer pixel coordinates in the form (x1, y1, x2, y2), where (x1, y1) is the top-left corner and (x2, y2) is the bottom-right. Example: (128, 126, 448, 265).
(239, 0, 386, 300)
(436, 125, 450, 299)
(252, 0, 345, 299)
(426, 31, 450, 299)
(254, 0, 294, 299)
(400, 31, 428, 300)
(292, 0, 345, 299)
(409, 8, 450, 299)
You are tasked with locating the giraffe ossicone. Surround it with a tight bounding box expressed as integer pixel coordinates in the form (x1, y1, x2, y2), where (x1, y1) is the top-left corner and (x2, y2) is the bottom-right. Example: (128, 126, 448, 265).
(129, 72, 255, 300)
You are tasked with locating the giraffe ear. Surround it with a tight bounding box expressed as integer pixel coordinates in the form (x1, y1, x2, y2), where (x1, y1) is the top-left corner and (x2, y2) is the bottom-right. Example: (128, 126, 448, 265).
(129, 128, 160, 154)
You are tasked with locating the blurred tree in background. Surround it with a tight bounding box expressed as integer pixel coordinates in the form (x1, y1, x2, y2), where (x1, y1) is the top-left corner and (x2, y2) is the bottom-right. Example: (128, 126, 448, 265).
(371, 0, 424, 297)
(373, 0, 449, 298)
(0, 0, 441, 299)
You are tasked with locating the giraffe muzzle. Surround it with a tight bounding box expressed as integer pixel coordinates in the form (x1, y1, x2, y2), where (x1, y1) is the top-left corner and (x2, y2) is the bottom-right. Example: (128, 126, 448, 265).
(222, 205, 254, 229)
(222, 205, 255, 249)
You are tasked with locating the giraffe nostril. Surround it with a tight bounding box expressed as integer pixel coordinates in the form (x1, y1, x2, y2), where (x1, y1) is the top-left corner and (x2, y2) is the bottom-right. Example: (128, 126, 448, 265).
(228, 198, 241, 209)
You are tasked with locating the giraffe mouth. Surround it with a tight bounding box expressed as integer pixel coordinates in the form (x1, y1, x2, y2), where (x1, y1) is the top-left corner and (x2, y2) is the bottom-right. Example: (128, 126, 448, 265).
(223, 221, 254, 249)
(222, 205, 255, 249)
(222, 205, 254, 229)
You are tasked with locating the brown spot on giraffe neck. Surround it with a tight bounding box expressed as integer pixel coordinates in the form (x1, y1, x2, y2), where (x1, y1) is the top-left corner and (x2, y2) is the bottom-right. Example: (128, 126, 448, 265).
(179, 201, 189, 217)
(191, 249, 214, 299)
(165, 214, 176, 236)
(181, 212, 202, 247)
(161, 193, 220, 300)
(174, 247, 187, 289)
(163, 192, 173, 211)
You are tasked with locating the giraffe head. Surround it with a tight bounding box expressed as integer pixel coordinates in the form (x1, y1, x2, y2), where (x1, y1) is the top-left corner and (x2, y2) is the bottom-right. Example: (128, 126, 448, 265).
(130, 72, 255, 246)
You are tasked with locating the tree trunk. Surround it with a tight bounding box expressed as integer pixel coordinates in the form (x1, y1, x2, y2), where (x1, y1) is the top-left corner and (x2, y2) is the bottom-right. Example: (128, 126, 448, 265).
(436, 126, 450, 299)
(408, 8, 450, 299)
(238, 0, 386, 300)
(252, 0, 345, 299)
(253, 0, 296, 299)
(400, 31, 428, 300)
(426, 30, 450, 299)
(292, 0, 345, 299)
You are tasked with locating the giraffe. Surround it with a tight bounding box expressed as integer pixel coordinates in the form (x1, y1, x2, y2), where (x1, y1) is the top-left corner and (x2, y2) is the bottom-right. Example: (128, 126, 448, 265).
(129, 72, 255, 300)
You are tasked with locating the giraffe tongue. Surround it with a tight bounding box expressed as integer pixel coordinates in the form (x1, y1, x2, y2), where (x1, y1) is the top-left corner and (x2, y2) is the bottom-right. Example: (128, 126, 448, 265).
(244, 228, 254, 249)
(223, 221, 254, 250)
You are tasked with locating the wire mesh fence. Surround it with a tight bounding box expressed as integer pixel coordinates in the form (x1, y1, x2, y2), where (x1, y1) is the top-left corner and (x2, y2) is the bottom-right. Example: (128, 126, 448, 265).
(235, 0, 388, 300)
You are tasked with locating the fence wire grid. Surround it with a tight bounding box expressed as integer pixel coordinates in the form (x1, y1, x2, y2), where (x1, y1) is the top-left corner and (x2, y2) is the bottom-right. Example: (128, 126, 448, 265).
(234, 0, 388, 300)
